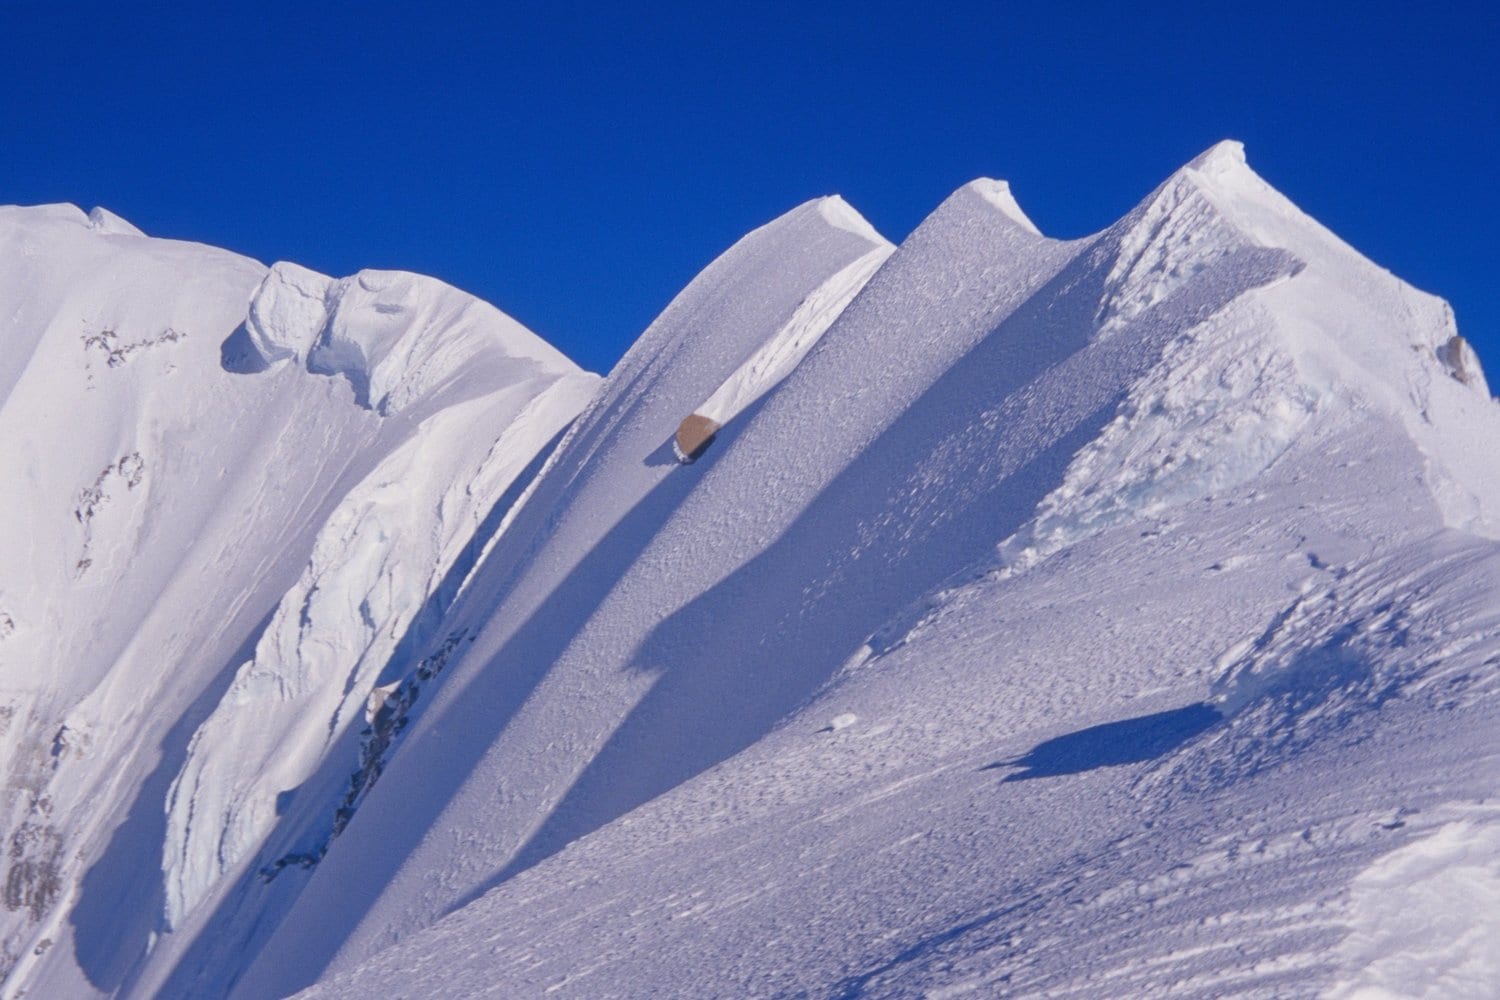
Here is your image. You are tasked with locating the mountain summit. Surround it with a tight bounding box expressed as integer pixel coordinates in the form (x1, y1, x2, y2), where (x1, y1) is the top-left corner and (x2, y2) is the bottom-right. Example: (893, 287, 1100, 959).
(2, 145, 1497, 999)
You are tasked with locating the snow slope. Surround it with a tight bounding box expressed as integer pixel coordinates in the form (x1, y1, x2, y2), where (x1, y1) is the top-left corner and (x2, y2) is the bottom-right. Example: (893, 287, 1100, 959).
(3, 139, 1498, 1000)
(228, 195, 896, 999)
(273, 143, 1500, 998)
(0, 207, 596, 998)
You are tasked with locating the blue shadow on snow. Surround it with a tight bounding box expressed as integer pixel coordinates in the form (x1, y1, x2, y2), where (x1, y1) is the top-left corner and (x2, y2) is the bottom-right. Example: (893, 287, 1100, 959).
(989, 703, 1221, 781)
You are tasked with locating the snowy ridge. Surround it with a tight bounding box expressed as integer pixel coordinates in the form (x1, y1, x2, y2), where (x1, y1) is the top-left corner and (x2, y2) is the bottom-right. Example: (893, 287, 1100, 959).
(228, 195, 895, 999)
(249, 146, 1273, 990)
(160, 371, 592, 930)
(690, 237, 894, 435)
(966, 177, 1042, 235)
(244, 262, 577, 414)
(0, 205, 596, 997)
(271, 145, 1500, 1000)
(4, 140, 1500, 1000)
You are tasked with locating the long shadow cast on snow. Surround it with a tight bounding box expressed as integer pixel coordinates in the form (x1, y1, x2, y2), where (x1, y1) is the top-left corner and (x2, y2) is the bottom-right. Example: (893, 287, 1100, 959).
(69, 607, 277, 994)
(466, 246, 1299, 901)
(244, 235, 1300, 996)
(213, 342, 814, 993)
(148, 424, 577, 998)
(985, 703, 1222, 782)
(226, 446, 729, 995)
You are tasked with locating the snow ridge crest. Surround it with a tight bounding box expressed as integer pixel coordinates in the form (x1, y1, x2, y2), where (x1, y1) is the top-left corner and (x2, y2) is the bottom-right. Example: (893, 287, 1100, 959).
(244, 263, 573, 414)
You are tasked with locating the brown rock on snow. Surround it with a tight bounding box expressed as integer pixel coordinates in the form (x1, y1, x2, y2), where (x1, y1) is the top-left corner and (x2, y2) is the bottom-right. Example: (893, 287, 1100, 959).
(674, 414, 721, 464)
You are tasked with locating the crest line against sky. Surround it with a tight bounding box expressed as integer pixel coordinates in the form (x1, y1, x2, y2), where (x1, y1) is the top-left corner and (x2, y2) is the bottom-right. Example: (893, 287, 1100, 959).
(3, 1, 1494, 375)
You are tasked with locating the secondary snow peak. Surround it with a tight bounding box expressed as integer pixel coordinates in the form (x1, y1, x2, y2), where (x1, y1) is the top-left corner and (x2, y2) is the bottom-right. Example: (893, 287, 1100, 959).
(964, 178, 1042, 236)
(815, 195, 891, 246)
(1186, 137, 1249, 177)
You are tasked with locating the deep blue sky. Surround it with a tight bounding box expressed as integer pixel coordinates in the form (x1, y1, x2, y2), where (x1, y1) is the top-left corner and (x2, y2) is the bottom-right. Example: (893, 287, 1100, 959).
(3, 2, 1495, 375)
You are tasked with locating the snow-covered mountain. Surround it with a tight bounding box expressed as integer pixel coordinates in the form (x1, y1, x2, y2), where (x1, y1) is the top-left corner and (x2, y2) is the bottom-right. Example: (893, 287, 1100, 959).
(3, 142, 1498, 999)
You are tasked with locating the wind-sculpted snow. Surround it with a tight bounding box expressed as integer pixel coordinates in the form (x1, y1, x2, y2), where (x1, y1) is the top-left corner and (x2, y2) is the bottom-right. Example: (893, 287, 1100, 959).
(162, 262, 595, 935)
(233, 194, 896, 998)
(688, 239, 894, 446)
(0, 206, 595, 997)
(1325, 815, 1500, 997)
(161, 372, 592, 930)
(269, 144, 1500, 1000)
(244, 262, 578, 414)
(5, 140, 1500, 1000)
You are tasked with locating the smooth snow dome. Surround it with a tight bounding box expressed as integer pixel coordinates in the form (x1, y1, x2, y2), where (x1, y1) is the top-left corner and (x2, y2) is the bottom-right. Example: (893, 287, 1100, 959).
(2, 142, 1499, 1000)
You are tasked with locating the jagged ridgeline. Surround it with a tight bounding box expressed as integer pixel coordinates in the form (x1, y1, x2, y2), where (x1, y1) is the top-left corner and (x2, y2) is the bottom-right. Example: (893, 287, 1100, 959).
(2, 143, 1498, 999)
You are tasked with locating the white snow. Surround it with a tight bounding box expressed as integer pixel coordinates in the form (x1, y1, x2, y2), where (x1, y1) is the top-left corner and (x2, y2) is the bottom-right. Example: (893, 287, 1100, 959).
(1326, 816, 1500, 999)
(965, 177, 1042, 235)
(85, 206, 145, 237)
(269, 144, 1500, 1000)
(161, 371, 590, 930)
(246, 263, 577, 414)
(4, 139, 1499, 1000)
(0, 203, 596, 998)
(693, 239, 893, 428)
(244, 261, 334, 366)
(817, 193, 889, 244)
(230, 193, 895, 999)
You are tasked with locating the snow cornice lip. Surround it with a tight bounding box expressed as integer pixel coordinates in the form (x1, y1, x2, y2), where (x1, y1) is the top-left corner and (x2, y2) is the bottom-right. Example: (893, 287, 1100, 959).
(1165, 139, 1302, 236)
(814, 195, 892, 248)
(964, 178, 1043, 237)
(1184, 138, 1249, 179)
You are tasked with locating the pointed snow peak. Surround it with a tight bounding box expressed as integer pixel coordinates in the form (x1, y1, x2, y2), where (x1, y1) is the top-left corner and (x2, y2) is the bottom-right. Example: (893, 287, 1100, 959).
(1130, 139, 1276, 224)
(1104, 139, 1290, 263)
(1090, 141, 1306, 338)
(814, 195, 890, 247)
(1186, 139, 1249, 178)
(1159, 139, 1311, 240)
(965, 178, 1043, 236)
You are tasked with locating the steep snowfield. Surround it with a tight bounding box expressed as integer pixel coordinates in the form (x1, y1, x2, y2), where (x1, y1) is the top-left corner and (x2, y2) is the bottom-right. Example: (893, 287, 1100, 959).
(681, 236, 895, 459)
(160, 264, 592, 931)
(0, 206, 595, 998)
(227, 195, 896, 999)
(272, 143, 1500, 999)
(3, 139, 1498, 1000)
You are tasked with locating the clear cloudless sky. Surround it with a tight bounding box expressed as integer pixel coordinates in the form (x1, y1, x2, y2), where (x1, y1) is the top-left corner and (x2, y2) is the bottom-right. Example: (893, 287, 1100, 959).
(2, 1, 1495, 375)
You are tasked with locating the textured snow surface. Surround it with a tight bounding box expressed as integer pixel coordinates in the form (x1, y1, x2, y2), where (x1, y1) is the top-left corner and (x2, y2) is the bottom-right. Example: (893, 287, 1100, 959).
(4, 141, 1500, 1000)
(235, 194, 897, 997)
(279, 145, 1500, 1000)
(0, 205, 596, 997)
(242, 262, 576, 414)
(695, 232, 894, 428)
(1325, 814, 1500, 999)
